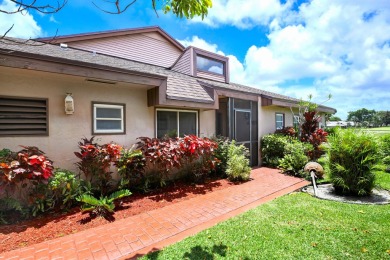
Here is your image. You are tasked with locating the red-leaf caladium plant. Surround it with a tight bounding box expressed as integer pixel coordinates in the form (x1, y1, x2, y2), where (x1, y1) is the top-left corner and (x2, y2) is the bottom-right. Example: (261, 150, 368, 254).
(0, 146, 54, 186)
(74, 137, 122, 195)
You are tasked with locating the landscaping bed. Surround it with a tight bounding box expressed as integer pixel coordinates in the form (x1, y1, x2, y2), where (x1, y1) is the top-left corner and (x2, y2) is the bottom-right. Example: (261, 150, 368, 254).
(0, 177, 236, 254)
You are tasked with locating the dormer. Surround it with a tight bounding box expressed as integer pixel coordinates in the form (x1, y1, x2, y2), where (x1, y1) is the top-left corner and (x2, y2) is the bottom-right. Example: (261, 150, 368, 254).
(172, 47, 230, 83)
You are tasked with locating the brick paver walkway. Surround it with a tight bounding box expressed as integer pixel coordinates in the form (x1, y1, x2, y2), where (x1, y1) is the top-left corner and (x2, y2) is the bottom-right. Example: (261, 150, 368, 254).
(0, 168, 309, 260)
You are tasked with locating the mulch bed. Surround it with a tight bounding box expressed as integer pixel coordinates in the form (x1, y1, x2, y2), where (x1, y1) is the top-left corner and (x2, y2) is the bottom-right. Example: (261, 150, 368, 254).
(0, 178, 237, 254)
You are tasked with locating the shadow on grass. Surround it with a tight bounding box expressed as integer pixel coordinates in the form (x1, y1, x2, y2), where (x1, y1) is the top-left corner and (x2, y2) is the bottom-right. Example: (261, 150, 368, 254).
(141, 243, 230, 260)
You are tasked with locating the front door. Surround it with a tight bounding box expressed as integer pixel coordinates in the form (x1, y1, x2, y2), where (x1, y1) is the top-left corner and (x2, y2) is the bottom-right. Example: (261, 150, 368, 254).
(216, 97, 258, 166)
(234, 109, 251, 152)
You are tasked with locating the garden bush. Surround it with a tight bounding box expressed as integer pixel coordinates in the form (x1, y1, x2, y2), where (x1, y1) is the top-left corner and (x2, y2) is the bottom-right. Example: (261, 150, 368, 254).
(260, 134, 291, 167)
(379, 134, 390, 160)
(116, 146, 146, 188)
(226, 141, 251, 181)
(74, 137, 122, 196)
(0, 146, 54, 220)
(211, 136, 230, 177)
(136, 135, 218, 185)
(275, 126, 297, 137)
(324, 129, 380, 196)
(278, 141, 310, 177)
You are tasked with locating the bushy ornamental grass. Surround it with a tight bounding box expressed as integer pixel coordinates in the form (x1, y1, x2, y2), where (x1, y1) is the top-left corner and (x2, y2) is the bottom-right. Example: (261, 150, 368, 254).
(226, 141, 251, 181)
(379, 134, 390, 171)
(325, 129, 380, 196)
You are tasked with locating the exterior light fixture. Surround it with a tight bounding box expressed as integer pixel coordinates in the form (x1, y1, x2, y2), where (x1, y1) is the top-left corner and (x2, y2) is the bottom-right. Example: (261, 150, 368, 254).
(65, 93, 74, 115)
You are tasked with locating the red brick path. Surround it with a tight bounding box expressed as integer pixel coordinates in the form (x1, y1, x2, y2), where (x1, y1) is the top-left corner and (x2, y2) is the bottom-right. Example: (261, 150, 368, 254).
(0, 168, 309, 260)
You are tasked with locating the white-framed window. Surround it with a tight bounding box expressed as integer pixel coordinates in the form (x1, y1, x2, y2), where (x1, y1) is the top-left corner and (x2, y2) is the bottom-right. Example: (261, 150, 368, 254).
(275, 113, 285, 130)
(196, 55, 225, 75)
(92, 103, 125, 134)
(156, 109, 198, 138)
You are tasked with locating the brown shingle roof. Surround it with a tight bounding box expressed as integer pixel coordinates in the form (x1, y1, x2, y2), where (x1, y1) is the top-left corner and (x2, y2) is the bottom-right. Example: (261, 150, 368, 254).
(0, 37, 336, 113)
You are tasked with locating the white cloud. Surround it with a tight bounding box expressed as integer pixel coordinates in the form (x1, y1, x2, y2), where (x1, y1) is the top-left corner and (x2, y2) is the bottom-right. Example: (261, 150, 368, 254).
(0, 0, 42, 38)
(184, 0, 390, 119)
(192, 0, 293, 28)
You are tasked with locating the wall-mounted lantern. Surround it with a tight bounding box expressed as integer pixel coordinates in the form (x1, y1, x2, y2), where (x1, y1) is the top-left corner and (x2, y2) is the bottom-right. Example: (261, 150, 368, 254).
(65, 93, 74, 115)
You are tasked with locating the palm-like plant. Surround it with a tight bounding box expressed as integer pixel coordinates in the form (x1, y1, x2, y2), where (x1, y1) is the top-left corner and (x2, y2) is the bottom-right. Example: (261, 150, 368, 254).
(77, 189, 131, 216)
(325, 129, 380, 196)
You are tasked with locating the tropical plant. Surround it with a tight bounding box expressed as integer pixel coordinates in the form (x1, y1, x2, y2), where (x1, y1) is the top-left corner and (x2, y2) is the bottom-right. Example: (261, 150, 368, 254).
(74, 137, 122, 195)
(137, 136, 182, 180)
(226, 141, 251, 181)
(275, 126, 297, 137)
(306, 128, 328, 160)
(0, 146, 54, 185)
(116, 146, 146, 188)
(261, 134, 291, 167)
(48, 169, 90, 209)
(325, 129, 380, 196)
(0, 197, 28, 224)
(179, 135, 218, 180)
(211, 136, 231, 177)
(278, 141, 310, 177)
(379, 134, 390, 159)
(77, 189, 131, 217)
(137, 135, 218, 185)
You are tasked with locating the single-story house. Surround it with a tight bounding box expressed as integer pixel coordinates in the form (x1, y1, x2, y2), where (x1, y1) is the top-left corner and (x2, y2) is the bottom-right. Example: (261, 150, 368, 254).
(0, 26, 336, 169)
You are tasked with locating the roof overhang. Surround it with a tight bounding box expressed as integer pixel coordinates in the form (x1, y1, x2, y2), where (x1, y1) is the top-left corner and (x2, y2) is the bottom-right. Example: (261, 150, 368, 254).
(0, 49, 166, 87)
(261, 95, 337, 114)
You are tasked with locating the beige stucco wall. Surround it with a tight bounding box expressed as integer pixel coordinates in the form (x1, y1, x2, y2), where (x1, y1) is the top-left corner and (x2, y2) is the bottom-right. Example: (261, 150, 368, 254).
(199, 110, 216, 137)
(258, 102, 297, 138)
(0, 67, 155, 171)
(1, 67, 219, 172)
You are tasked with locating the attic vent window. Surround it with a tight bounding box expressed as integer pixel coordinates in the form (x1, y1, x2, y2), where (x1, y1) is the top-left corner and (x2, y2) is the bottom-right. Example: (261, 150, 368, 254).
(196, 55, 225, 75)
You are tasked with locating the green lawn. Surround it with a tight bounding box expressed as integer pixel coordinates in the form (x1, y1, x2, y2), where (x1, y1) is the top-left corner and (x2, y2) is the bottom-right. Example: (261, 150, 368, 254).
(142, 177, 390, 259)
(376, 169, 390, 190)
(363, 127, 390, 136)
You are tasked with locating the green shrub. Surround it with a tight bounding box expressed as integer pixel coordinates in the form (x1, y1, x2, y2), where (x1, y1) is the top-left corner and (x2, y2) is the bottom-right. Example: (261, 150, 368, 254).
(0, 148, 11, 161)
(29, 169, 91, 216)
(278, 141, 310, 177)
(77, 189, 131, 217)
(226, 141, 251, 181)
(48, 169, 90, 209)
(261, 134, 291, 167)
(116, 147, 146, 188)
(325, 129, 380, 196)
(379, 134, 390, 166)
(211, 136, 230, 177)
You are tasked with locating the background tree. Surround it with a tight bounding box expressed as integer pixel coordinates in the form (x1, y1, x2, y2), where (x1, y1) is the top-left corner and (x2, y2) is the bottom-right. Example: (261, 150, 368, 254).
(377, 111, 390, 126)
(1, 0, 213, 38)
(347, 108, 376, 126)
(329, 116, 341, 121)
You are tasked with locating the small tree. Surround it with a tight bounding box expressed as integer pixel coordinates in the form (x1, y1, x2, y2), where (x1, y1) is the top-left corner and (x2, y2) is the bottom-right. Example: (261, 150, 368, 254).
(291, 94, 331, 160)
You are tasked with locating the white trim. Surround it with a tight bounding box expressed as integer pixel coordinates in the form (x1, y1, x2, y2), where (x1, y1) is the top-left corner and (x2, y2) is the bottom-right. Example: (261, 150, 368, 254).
(275, 113, 284, 130)
(155, 108, 198, 138)
(93, 103, 124, 134)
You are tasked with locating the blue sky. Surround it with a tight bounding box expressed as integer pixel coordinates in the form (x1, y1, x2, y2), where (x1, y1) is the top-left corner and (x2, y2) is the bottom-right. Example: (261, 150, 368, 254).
(1, 0, 390, 119)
